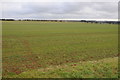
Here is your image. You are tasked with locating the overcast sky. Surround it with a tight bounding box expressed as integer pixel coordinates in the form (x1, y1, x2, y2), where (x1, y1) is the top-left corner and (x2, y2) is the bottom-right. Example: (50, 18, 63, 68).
(1, 1, 119, 20)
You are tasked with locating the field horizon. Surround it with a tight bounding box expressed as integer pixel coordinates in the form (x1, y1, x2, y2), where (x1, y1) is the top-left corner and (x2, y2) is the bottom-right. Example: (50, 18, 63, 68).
(2, 21, 118, 78)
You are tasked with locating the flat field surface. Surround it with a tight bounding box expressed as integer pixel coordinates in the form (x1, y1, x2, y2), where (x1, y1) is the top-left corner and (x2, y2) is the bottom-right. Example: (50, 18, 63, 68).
(2, 21, 118, 78)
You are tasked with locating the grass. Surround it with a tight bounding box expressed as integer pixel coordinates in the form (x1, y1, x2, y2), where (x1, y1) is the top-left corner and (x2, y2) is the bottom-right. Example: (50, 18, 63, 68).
(5, 57, 118, 78)
(2, 21, 118, 78)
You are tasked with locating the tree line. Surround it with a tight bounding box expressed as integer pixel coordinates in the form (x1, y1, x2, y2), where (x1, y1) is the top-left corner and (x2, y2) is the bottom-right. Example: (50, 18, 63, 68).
(0, 19, 120, 24)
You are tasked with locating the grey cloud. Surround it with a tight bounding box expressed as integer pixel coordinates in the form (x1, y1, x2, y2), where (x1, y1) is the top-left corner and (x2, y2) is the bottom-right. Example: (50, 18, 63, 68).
(2, 2, 118, 19)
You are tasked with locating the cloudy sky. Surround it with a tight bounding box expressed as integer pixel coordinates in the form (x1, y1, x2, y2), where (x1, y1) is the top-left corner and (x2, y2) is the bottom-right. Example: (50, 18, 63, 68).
(1, 0, 119, 20)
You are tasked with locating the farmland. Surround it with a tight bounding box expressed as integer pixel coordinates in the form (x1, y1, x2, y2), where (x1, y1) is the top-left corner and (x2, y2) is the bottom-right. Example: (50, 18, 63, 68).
(2, 21, 118, 78)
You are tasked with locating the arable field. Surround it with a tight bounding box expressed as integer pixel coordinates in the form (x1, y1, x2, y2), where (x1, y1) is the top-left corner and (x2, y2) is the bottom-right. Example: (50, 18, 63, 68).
(2, 21, 118, 78)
